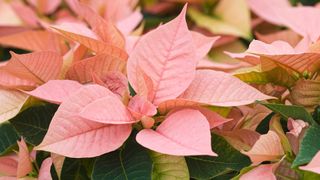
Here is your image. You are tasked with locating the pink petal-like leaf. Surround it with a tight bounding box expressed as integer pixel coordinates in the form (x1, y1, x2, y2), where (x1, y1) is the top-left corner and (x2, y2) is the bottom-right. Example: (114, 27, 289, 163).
(0, 89, 29, 123)
(133, 67, 155, 101)
(38, 157, 53, 180)
(247, 0, 291, 25)
(51, 153, 64, 178)
(180, 70, 274, 107)
(191, 31, 219, 60)
(35, 85, 132, 158)
(157, 99, 201, 115)
(217, 129, 261, 151)
(0, 156, 18, 176)
(117, 10, 143, 35)
(196, 107, 232, 129)
(240, 163, 279, 180)
(127, 96, 157, 120)
(25, 80, 82, 104)
(74, 1, 125, 48)
(136, 108, 216, 156)
(4, 51, 63, 85)
(51, 23, 128, 60)
(242, 131, 284, 165)
(0, 30, 65, 53)
(127, 5, 197, 105)
(17, 138, 33, 178)
(66, 53, 127, 84)
(78, 88, 135, 124)
(300, 151, 320, 174)
(91, 72, 128, 98)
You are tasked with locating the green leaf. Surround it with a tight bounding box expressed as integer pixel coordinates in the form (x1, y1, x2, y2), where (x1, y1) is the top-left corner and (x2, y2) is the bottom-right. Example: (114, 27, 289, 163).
(10, 104, 58, 145)
(61, 158, 91, 180)
(292, 125, 320, 167)
(150, 151, 189, 180)
(235, 66, 298, 88)
(185, 134, 251, 179)
(0, 122, 19, 155)
(92, 138, 152, 180)
(259, 102, 315, 125)
(313, 106, 320, 124)
(298, 169, 320, 180)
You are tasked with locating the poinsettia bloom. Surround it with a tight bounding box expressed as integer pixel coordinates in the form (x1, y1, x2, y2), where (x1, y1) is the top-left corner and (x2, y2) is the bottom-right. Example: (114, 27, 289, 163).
(29, 4, 273, 158)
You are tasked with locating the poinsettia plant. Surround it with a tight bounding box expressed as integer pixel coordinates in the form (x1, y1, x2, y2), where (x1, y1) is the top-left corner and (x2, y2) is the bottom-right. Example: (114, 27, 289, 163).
(1, 0, 320, 179)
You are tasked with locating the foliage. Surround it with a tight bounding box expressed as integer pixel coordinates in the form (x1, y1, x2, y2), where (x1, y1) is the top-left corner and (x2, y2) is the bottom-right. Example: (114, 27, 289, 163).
(1, 0, 320, 179)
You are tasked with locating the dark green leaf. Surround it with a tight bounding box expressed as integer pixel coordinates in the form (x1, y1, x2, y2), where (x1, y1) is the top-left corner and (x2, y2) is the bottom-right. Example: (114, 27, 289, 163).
(312, 106, 320, 124)
(35, 151, 50, 168)
(259, 102, 315, 124)
(256, 112, 274, 134)
(92, 138, 152, 180)
(300, 0, 320, 6)
(61, 158, 90, 180)
(292, 125, 320, 167)
(186, 134, 251, 179)
(10, 104, 58, 145)
(0, 122, 19, 155)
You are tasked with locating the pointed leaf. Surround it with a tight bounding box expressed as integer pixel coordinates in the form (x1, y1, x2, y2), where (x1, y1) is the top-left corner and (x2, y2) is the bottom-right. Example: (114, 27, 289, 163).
(17, 138, 33, 178)
(0, 123, 19, 155)
(247, 0, 291, 25)
(38, 157, 53, 180)
(300, 151, 320, 174)
(241, 131, 284, 165)
(259, 102, 315, 124)
(128, 5, 197, 105)
(150, 151, 189, 180)
(186, 133, 251, 179)
(66, 53, 127, 84)
(136, 109, 216, 156)
(0, 30, 65, 53)
(191, 31, 219, 60)
(293, 125, 320, 167)
(180, 70, 273, 107)
(92, 137, 152, 180)
(157, 99, 201, 115)
(92, 72, 128, 97)
(26, 80, 82, 104)
(35, 85, 132, 157)
(74, 1, 125, 48)
(51, 23, 128, 60)
(51, 153, 64, 178)
(127, 96, 157, 120)
(0, 89, 29, 124)
(79, 96, 135, 124)
(10, 104, 58, 146)
(261, 53, 320, 74)
(3, 51, 63, 85)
